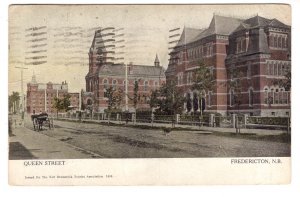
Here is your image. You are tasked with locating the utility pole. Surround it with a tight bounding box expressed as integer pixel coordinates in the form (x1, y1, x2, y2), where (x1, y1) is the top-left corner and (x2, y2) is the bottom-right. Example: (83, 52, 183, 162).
(15, 66, 28, 121)
(125, 63, 128, 111)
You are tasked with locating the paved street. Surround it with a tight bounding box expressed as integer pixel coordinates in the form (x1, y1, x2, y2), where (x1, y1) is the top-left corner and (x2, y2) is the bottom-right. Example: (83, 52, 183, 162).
(9, 115, 290, 159)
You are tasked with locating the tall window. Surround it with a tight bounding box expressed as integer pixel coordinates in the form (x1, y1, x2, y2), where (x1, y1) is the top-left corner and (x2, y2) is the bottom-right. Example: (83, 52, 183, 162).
(112, 79, 117, 90)
(103, 79, 108, 89)
(230, 89, 235, 106)
(144, 81, 148, 91)
(247, 63, 251, 78)
(249, 88, 254, 106)
(123, 80, 126, 90)
(208, 91, 212, 107)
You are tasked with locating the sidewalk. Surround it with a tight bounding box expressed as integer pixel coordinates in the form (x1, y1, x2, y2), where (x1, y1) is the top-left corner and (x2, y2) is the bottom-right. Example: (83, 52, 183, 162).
(61, 117, 287, 136)
(9, 125, 96, 160)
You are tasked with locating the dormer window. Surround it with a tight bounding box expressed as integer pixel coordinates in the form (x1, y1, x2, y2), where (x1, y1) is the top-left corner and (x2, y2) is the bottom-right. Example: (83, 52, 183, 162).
(236, 37, 246, 53)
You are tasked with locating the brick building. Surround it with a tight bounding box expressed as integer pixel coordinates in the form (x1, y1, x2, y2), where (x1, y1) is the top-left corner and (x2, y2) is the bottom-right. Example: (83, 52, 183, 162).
(26, 74, 80, 114)
(83, 29, 166, 112)
(166, 15, 291, 116)
(225, 16, 291, 116)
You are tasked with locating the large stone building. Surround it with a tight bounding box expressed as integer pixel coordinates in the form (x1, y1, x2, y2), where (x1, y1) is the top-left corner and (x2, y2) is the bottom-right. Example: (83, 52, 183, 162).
(26, 74, 80, 114)
(166, 15, 291, 116)
(83, 29, 166, 112)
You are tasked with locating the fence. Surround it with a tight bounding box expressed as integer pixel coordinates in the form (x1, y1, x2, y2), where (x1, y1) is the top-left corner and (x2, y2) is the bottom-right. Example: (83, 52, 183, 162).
(56, 111, 290, 131)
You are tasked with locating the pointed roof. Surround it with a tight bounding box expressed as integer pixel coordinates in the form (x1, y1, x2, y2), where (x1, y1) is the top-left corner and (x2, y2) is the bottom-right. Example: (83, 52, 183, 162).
(154, 54, 159, 63)
(269, 18, 290, 28)
(30, 72, 37, 84)
(182, 15, 242, 44)
(243, 15, 272, 28)
(90, 29, 107, 53)
(232, 15, 290, 33)
(176, 27, 203, 47)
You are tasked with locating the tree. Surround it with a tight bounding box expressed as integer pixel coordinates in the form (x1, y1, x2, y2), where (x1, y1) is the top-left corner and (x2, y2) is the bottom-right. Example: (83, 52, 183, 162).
(127, 79, 140, 112)
(9, 92, 20, 114)
(226, 68, 245, 134)
(151, 80, 185, 116)
(192, 60, 216, 116)
(105, 87, 123, 112)
(53, 94, 71, 117)
(227, 68, 244, 108)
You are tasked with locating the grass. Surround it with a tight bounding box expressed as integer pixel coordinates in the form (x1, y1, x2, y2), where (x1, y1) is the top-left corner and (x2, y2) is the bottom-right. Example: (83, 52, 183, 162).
(56, 118, 290, 143)
(212, 132, 291, 143)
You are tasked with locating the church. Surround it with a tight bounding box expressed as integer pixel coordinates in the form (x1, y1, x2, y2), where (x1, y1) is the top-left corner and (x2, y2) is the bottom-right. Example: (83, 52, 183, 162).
(83, 29, 166, 112)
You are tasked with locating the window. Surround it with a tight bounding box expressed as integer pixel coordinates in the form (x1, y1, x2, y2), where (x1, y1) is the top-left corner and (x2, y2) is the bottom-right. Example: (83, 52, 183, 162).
(270, 33, 288, 49)
(236, 37, 246, 53)
(247, 63, 251, 78)
(144, 81, 148, 91)
(249, 88, 254, 106)
(123, 80, 126, 90)
(112, 79, 117, 90)
(103, 79, 108, 89)
(208, 91, 212, 107)
(154, 81, 158, 88)
(177, 72, 183, 85)
(230, 89, 235, 106)
(264, 88, 269, 104)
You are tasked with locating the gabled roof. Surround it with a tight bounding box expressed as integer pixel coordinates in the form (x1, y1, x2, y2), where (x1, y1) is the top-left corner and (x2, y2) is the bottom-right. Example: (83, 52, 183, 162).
(269, 18, 290, 29)
(243, 15, 272, 28)
(192, 15, 242, 41)
(176, 27, 203, 47)
(232, 15, 290, 33)
(174, 15, 242, 49)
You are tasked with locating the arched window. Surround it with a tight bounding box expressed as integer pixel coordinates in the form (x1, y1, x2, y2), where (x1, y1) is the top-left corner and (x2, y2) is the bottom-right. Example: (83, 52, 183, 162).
(144, 81, 148, 91)
(103, 79, 108, 89)
(112, 79, 117, 90)
(154, 81, 158, 88)
(249, 88, 254, 106)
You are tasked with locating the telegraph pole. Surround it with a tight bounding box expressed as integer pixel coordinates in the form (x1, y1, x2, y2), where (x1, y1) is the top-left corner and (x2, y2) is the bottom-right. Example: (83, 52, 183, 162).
(15, 66, 28, 121)
(125, 63, 128, 111)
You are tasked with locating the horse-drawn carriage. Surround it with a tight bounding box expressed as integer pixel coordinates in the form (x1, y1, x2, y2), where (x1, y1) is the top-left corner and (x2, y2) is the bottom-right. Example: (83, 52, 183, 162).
(31, 113, 53, 131)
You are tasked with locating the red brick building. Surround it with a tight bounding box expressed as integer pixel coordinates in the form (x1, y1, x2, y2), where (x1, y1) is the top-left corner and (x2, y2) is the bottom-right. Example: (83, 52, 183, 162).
(225, 16, 291, 116)
(83, 29, 166, 112)
(166, 15, 291, 116)
(26, 74, 80, 114)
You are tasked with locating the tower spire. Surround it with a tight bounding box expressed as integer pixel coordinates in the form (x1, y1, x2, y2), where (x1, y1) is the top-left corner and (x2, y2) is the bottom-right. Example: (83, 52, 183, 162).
(154, 54, 160, 67)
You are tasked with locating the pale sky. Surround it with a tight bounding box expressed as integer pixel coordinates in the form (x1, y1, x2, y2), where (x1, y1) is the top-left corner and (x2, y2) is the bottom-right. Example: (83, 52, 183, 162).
(8, 4, 291, 94)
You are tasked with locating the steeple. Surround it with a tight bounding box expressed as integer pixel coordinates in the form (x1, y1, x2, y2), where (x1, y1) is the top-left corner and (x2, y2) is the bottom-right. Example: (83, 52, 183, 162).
(154, 54, 160, 67)
(31, 71, 37, 84)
